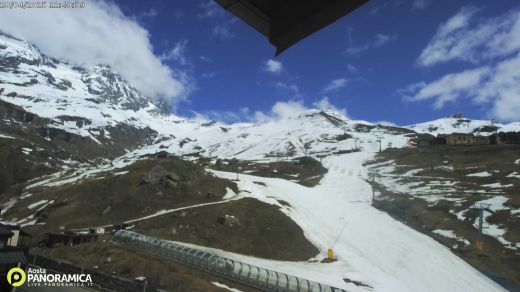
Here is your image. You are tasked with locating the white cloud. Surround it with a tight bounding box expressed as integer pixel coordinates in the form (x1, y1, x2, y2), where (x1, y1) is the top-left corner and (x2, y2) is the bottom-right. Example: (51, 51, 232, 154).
(403, 53, 520, 121)
(374, 34, 394, 46)
(138, 8, 158, 19)
(312, 96, 348, 116)
(375, 121, 398, 127)
(264, 59, 283, 73)
(412, 0, 430, 11)
(191, 98, 348, 124)
(197, 0, 223, 18)
(439, 6, 477, 36)
(477, 54, 520, 121)
(192, 100, 307, 123)
(192, 108, 247, 123)
(346, 34, 396, 56)
(269, 100, 308, 119)
(402, 67, 490, 108)
(313, 97, 333, 109)
(417, 7, 520, 67)
(322, 78, 349, 93)
(198, 0, 236, 40)
(161, 40, 188, 65)
(369, 1, 407, 16)
(262, 98, 347, 120)
(212, 22, 236, 40)
(370, 1, 431, 15)
(0, 0, 189, 103)
(274, 82, 301, 98)
(409, 6, 520, 122)
(346, 64, 358, 74)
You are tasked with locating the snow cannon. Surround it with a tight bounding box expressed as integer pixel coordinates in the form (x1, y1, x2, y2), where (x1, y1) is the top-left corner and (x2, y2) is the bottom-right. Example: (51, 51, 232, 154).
(475, 240, 484, 251)
(327, 248, 334, 259)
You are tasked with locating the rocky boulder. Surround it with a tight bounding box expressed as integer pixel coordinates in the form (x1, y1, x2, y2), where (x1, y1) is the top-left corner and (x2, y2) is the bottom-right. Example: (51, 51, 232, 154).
(141, 165, 167, 185)
(167, 172, 179, 181)
(141, 165, 180, 189)
(217, 215, 240, 227)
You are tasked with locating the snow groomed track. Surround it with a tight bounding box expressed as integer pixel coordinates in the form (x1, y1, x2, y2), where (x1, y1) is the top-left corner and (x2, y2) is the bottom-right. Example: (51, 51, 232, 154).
(210, 152, 507, 292)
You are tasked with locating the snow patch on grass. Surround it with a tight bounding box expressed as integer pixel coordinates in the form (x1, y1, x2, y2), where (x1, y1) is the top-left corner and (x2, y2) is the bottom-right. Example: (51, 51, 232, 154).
(211, 282, 243, 292)
(27, 200, 48, 210)
(506, 172, 520, 179)
(472, 196, 517, 249)
(467, 171, 492, 177)
(481, 182, 513, 188)
(432, 229, 470, 246)
(21, 147, 33, 155)
(0, 133, 15, 139)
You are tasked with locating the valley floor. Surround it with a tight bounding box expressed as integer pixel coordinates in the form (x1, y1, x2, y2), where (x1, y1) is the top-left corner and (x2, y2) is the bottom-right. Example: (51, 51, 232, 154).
(210, 152, 507, 292)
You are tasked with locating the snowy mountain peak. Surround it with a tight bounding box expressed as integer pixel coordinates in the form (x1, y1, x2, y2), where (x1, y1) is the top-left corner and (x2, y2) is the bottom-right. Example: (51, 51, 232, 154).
(0, 32, 152, 112)
(0, 32, 56, 67)
(81, 64, 150, 111)
(0, 32, 188, 151)
(0, 33, 167, 136)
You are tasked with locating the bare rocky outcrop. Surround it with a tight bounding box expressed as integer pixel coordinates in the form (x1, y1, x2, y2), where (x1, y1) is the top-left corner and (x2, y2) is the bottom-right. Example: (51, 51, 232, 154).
(141, 165, 180, 189)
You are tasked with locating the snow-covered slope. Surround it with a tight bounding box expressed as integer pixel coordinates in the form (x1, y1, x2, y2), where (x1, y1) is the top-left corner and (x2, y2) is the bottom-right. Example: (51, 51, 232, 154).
(407, 117, 520, 136)
(209, 153, 506, 292)
(118, 109, 413, 162)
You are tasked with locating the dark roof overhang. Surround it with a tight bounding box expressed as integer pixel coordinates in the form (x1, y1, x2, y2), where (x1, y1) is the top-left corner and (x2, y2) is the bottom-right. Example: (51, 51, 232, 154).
(214, 0, 369, 55)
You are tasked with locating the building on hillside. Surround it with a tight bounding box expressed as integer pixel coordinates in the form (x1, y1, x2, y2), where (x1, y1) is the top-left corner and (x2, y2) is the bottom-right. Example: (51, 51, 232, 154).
(43, 232, 98, 247)
(0, 224, 31, 291)
(417, 139, 430, 147)
(431, 135, 447, 145)
(452, 112, 464, 119)
(414, 134, 434, 148)
(0, 224, 31, 248)
(474, 135, 490, 145)
(0, 226, 13, 249)
(446, 133, 475, 145)
(415, 134, 447, 148)
(495, 132, 520, 144)
(446, 133, 491, 145)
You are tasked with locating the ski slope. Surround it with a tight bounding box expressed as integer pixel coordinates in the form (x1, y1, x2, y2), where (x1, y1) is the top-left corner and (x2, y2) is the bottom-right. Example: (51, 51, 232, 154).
(212, 152, 506, 292)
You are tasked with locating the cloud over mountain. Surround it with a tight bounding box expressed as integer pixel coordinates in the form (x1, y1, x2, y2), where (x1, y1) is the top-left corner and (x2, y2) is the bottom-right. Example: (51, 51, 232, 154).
(0, 0, 190, 103)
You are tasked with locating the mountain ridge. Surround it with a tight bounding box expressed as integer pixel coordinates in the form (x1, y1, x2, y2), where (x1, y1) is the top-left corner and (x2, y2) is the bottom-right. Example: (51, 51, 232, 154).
(1, 33, 520, 168)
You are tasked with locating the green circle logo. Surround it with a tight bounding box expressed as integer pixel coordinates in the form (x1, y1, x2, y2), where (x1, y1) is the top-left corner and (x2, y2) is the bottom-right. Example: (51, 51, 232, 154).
(7, 267, 26, 287)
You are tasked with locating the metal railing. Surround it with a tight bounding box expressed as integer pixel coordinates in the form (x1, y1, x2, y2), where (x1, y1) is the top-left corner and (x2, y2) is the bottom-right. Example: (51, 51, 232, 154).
(113, 230, 346, 292)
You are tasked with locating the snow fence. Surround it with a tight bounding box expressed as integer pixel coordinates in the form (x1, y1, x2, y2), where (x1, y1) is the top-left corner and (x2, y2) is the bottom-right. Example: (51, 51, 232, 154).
(113, 230, 346, 292)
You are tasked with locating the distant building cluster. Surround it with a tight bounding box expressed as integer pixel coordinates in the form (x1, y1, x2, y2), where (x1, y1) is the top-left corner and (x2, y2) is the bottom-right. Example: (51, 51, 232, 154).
(446, 134, 491, 145)
(417, 132, 520, 147)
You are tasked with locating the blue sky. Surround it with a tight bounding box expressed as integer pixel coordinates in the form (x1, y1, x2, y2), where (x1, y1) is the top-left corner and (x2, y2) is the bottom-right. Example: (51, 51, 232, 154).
(2, 0, 519, 125)
(117, 0, 520, 125)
